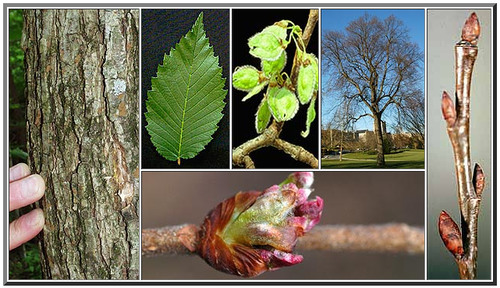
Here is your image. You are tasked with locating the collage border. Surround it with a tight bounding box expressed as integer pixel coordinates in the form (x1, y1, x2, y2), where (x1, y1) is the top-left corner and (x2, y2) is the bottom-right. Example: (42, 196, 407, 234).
(2, 2, 497, 285)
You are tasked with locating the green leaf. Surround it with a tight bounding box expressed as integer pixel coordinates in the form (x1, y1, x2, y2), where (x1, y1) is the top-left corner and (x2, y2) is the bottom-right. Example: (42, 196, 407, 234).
(267, 86, 299, 122)
(145, 13, 227, 164)
(255, 97, 271, 133)
(9, 147, 28, 161)
(301, 96, 316, 138)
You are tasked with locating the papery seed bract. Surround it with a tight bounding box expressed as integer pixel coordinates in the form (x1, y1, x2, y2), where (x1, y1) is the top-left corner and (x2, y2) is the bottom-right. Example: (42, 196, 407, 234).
(297, 53, 318, 105)
(248, 32, 285, 61)
(262, 20, 289, 42)
(267, 86, 299, 122)
(261, 52, 287, 77)
(242, 81, 268, 102)
(233, 65, 261, 92)
(255, 97, 272, 133)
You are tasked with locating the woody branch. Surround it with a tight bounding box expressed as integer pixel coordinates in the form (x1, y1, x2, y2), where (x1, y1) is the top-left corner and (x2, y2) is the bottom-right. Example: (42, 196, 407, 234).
(439, 12, 485, 280)
(142, 223, 424, 257)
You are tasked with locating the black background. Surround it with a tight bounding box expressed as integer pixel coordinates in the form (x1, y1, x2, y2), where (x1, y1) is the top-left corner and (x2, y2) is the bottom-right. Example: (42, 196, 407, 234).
(141, 9, 230, 168)
(232, 9, 319, 168)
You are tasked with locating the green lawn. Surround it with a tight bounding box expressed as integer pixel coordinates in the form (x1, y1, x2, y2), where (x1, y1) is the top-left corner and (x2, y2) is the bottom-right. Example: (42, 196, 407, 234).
(321, 149, 425, 169)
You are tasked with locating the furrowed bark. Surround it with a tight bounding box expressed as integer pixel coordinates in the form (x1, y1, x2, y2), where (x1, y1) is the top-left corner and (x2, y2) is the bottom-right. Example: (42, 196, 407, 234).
(23, 9, 139, 279)
(439, 12, 483, 280)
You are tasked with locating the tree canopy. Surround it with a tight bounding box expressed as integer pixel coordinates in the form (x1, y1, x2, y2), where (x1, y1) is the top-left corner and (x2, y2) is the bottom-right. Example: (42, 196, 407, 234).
(322, 13, 424, 126)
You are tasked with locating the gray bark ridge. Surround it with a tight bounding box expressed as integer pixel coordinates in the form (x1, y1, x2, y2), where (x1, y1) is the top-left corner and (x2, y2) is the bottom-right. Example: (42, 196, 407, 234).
(23, 9, 139, 280)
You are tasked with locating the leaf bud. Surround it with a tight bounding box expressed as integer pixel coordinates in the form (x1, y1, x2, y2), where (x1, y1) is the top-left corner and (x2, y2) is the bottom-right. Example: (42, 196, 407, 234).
(473, 163, 485, 197)
(438, 210, 464, 259)
(197, 173, 323, 277)
(441, 91, 456, 127)
(461, 12, 480, 45)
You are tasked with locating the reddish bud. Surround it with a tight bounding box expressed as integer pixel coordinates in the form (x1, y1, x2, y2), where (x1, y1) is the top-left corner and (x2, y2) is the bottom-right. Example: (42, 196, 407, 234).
(473, 163, 485, 197)
(438, 211, 464, 258)
(197, 173, 323, 277)
(462, 12, 480, 45)
(441, 91, 456, 127)
(280, 171, 314, 197)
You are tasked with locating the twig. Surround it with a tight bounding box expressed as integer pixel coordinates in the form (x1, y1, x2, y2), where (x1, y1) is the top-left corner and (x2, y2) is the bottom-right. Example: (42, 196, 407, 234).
(141, 224, 424, 257)
(439, 12, 484, 280)
(297, 224, 424, 254)
(232, 9, 319, 169)
(142, 225, 199, 256)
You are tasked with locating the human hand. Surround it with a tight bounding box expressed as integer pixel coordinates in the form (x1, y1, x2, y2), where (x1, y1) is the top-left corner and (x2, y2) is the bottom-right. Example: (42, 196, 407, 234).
(9, 163, 45, 250)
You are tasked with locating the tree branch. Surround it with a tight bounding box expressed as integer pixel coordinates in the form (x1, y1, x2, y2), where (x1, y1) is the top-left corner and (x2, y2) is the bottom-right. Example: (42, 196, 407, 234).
(141, 224, 424, 257)
(297, 224, 424, 254)
(232, 10, 319, 168)
(439, 12, 483, 280)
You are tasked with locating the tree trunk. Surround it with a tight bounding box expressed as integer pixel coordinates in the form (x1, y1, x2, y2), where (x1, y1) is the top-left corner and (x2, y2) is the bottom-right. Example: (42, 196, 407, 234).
(23, 9, 139, 280)
(339, 129, 343, 161)
(373, 114, 385, 167)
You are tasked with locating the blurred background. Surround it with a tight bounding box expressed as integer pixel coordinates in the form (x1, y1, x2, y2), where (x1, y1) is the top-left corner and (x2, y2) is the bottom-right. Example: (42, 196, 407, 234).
(427, 9, 492, 280)
(142, 171, 424, 280)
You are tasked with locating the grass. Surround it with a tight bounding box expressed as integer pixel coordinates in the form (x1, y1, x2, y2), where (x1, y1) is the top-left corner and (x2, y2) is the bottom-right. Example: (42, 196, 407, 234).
(321, 149, 425, 169)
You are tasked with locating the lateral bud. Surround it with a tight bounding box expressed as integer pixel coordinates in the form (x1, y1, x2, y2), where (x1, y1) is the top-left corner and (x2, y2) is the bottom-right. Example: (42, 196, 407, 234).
(438, 210, 464, 259)
(473, 163, 485, 197)
(441, 91, 456, 127)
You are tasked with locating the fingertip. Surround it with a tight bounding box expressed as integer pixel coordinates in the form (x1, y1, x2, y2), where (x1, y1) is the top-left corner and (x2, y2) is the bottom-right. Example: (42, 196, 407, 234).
(28, 174, 46, 200)
(9, 163, 31, 182)
(9, 209, 45, 251)
(30, 208, 45, 228)
(9, 174, 46, 211)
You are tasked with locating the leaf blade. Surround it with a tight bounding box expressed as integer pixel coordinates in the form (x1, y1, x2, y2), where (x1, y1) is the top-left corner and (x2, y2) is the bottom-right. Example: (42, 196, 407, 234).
(145, 13, 227, 164)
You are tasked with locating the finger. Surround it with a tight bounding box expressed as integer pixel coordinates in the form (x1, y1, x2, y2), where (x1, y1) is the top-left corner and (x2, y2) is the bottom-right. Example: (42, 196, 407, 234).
(9, 163, 30, 182)
(9, 174, 45, 211)
(9, 208, 44, 251)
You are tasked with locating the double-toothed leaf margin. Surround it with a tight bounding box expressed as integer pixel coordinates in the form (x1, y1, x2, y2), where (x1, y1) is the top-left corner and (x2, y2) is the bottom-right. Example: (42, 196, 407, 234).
(145, 13, 227, 165)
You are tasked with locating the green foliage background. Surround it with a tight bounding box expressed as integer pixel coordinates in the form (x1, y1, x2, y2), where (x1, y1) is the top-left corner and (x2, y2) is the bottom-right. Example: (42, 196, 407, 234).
(9, 9, 42, 279)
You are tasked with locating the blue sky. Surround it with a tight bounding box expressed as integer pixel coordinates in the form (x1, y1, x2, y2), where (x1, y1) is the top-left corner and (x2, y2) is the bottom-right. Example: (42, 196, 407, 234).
(321, 9, 425, 132)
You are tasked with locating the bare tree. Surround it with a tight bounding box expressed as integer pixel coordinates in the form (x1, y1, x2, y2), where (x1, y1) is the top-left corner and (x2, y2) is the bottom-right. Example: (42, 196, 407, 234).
(331, 100, 356, 161)
(399, 91, 425, 148)
(322, 13, 423, 167)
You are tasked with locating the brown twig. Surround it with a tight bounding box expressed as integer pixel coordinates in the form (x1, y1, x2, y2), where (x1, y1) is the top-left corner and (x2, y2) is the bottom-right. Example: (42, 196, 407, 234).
(232, 9, 319, 169)
(142, 225, 199, 256)
(439, 12, 484, 280)
(141, 224, 424, 257)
